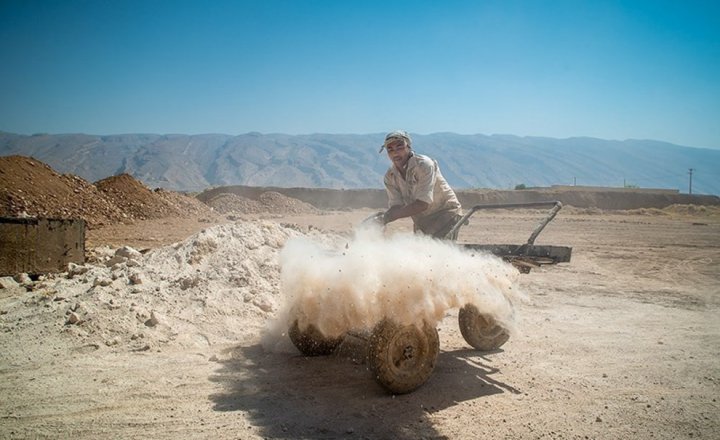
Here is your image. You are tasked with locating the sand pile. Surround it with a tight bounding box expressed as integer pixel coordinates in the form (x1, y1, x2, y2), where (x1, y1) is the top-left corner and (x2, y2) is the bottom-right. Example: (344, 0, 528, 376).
(96, 174, 212, 220)
(206, 191, 319, 215)
(661, 203, 720, 216)
(0, 156, 216, 227)
(0, 156, 126, 226)
(560, 203, 720, 217)
(258, 191, 319, 214)
(95, 174, 165, 219)
(205, 193, 265, 214)
(0, 221, 343, 364)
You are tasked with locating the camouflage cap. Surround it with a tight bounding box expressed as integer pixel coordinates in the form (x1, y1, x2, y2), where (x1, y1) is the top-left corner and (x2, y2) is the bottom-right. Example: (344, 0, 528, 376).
(379, 130, 412, 153)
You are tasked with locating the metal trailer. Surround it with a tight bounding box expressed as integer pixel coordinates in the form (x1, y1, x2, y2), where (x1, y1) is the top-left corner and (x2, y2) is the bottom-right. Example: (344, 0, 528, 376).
(289, 201, 572, 394)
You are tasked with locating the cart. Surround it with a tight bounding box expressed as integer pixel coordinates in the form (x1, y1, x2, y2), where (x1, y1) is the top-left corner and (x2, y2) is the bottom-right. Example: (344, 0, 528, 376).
(288, 201, 572, 394)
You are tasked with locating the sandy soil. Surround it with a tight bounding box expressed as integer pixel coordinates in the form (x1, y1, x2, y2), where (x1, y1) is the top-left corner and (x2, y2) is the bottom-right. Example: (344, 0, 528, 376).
(2, 207, 719, 440)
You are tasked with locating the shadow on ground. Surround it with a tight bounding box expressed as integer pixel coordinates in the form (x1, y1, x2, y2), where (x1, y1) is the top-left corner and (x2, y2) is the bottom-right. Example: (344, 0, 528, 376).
(209, 344, 520, 439)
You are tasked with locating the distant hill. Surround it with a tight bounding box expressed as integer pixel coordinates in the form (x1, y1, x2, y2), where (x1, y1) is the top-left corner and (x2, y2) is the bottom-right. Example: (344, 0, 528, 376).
(1, 131, 718, 195)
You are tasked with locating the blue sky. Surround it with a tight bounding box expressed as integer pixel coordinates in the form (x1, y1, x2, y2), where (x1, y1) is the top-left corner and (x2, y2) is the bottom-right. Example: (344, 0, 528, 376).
(1, 0, 719, 148)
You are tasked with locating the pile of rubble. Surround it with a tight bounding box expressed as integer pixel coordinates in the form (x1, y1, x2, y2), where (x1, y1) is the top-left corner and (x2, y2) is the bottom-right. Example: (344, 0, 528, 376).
(0, 221, 343, 357)
(258, 191, 319, 214)
(0, 155, 215, 228)
(205, 193, 265, 214)
(96, 174, 212, 220)
(206, 191, 319, 215)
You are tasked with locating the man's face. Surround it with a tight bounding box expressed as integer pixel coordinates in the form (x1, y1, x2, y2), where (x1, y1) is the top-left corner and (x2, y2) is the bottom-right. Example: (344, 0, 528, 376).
(385, 138, 411, 168)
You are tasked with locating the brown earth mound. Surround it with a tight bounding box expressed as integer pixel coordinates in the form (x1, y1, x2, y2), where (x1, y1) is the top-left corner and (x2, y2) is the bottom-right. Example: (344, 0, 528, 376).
(95, 174, 212, 221)
(0, 156, 126, 226)
(154, 188, 216, 217)
(96, 174, 171, 221)
(0, 156, 216, 227)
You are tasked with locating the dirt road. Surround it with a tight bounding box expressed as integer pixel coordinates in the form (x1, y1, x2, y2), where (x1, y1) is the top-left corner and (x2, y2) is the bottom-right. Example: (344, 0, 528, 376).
(1, 207, 719, 439)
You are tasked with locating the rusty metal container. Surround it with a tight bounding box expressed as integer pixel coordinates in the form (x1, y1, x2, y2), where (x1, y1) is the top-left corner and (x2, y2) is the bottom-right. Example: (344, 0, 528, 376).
(0, 217, 85, 276)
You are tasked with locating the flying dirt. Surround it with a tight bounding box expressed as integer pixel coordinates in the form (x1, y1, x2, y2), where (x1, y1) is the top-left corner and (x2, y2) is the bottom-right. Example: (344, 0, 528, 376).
(273, 227, 522, 339)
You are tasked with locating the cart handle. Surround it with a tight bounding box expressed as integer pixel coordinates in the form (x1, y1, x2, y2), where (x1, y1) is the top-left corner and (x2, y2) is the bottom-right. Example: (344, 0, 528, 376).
(444, 201, 563, 243)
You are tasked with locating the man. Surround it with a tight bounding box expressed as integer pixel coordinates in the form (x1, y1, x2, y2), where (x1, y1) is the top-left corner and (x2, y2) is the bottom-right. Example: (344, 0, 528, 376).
(379, 130, 463, 239)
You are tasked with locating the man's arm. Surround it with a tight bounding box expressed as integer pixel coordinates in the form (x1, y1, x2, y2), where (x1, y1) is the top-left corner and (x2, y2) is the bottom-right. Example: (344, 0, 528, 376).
(383, 200, 429, 224)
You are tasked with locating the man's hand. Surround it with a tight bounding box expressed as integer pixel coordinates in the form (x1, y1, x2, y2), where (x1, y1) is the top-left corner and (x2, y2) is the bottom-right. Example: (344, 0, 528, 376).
(361, 211, 386, 227)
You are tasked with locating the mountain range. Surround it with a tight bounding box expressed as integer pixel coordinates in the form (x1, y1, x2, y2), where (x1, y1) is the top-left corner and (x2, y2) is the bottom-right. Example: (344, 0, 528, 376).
(1, 131, 718, 195)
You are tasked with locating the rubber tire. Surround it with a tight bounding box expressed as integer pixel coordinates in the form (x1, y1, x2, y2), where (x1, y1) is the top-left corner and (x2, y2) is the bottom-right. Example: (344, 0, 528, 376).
(367, 319, 440, 394)
(458, 304, 510, 351)
(288, 320, 343, 356)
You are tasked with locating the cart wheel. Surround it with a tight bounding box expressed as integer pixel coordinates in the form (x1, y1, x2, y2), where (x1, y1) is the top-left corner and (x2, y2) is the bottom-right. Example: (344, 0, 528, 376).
(288, 320, 343, 356)
(458, 304, 510, 351)
(367, 319, 439, 394)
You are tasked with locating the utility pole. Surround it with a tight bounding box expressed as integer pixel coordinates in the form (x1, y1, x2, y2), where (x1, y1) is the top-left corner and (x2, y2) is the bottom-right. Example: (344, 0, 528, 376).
(688, 168, 694, 194)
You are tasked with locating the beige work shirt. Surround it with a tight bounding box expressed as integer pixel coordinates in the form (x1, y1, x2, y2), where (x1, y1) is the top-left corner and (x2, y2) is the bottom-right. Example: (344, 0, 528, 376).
(383, 153, 462, 236)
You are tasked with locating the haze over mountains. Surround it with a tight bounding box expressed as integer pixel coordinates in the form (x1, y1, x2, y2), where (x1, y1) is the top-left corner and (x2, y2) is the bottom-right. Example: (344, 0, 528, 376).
(1, 131, 718, 195)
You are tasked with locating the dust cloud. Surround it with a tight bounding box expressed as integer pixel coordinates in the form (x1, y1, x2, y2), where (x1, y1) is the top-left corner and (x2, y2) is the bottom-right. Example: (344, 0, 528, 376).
(264, 224, 524, 350)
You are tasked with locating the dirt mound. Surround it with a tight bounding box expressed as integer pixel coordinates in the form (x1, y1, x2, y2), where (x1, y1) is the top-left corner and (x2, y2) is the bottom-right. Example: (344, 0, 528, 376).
(95, 174, 213, 221)
(206, 193, 265, 214)
(96, 174, 172, 221)
(154, 188, 216, 217)
(662, 203, 720, 216)
(258, 191, 319, 214)
(0, 155, 216, 227)
(562, 204, 720, 218)
(0, 156, 126, 226)
(206, 191, 319, 215)
(0, 221, 344, 357)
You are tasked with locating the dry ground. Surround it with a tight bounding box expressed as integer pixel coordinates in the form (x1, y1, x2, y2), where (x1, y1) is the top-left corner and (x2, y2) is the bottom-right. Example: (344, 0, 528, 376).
(2, 207, 719, 439)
